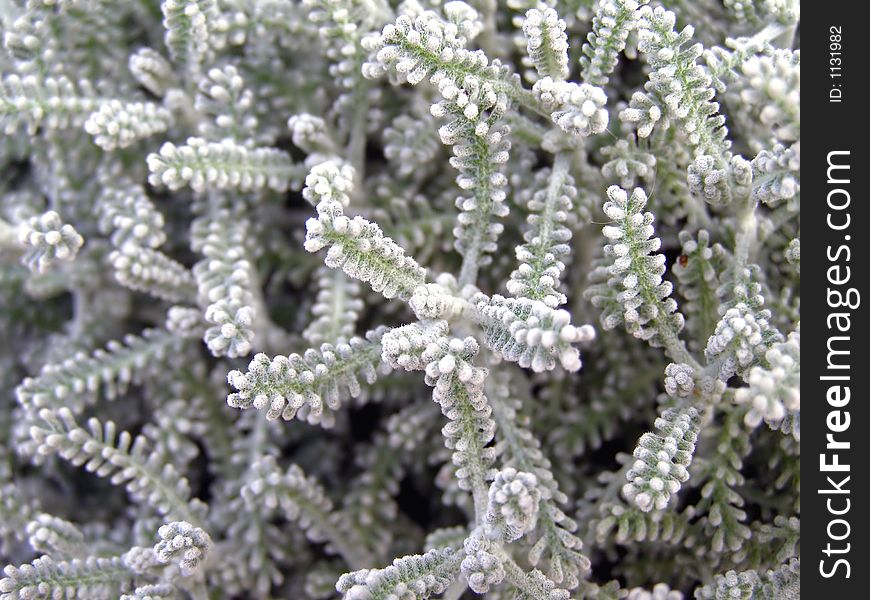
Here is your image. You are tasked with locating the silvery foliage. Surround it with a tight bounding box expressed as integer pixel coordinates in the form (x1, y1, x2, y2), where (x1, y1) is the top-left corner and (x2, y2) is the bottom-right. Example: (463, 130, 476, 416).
(483, 468, 541, 543)
(0, 0, 799, 598)
(734, 326, 799, 437)
(693, 558, 799, 600)
(622, 407, 702, 512)
(153, 521, 212, 575)
(16, 211, 84, 273)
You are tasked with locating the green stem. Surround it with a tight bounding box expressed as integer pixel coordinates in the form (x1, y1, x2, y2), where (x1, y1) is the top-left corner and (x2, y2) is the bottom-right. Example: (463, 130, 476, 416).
(733, 196, 758, 272)
(347, 83, 370, 184)
(476, 0, 500, 63)
(456, 120, 501, 288)
(186, 576, 209, 600)
(453, 374, 490, 525)
(441, 578, 469, 600)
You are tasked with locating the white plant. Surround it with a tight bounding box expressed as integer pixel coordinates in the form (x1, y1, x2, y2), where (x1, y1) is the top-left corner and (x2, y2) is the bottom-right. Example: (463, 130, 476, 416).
(0, 1, 800, 598)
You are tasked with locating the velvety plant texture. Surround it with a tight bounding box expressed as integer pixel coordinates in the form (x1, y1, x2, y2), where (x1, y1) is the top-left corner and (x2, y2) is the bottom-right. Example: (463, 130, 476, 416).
(0, 1, 799, 599)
